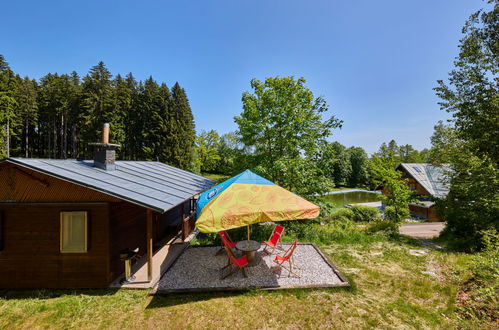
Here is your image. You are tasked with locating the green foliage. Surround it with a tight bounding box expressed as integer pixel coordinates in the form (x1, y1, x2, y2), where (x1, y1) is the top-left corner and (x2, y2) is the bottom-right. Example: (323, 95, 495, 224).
(370, 156, 415, 223)
(196, 130, 221, 173)
(434, 1, 499, 251)
(458, 229, 499, 322)
(434, 1, 499, 162)
(347, 147, 370, 187)
(235, 76, 342, 195)
(438, 148, 498, 251)
(365, 220, 400, 238)
(331, 208, 355, 222)
(374, 139, 428, 168)
(315, 141, 352, 186)
(0, 55, 17, 158)
(429, 121, 461, 164)
(329, 205, 380, 223)
(383, 206, 409, 224)
(350, 205, 380, 222)
(0, 56, 197, 170)
(169, 82, 196, 169)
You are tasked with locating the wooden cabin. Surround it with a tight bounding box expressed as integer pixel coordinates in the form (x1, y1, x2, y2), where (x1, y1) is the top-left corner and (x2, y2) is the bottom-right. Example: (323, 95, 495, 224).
(0, 130, 213, 289)
(391, 163, 450, 221)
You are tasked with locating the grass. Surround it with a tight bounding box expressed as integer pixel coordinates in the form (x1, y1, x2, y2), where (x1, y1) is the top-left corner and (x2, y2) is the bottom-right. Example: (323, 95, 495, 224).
(201, 173, 231, 183)
(0, 224, 494, 329)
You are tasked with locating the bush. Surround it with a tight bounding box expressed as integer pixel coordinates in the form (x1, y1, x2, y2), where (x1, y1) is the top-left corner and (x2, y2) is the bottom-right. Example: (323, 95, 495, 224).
(365, 220, 400, 238)
(383, 205, 409, 223)
(458, 229, 499, 322)
(350, 205, 380, 222)
(331, 208, 355, 222)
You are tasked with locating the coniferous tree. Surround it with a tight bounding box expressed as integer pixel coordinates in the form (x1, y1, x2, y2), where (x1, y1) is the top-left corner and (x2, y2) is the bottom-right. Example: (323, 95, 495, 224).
(0, 55, 198, 167)
(13, 76, 38, 157)
(0, 56, 17, 158)
(169, 82, 195, 169)
(122, 73, 140, 160)
(81, 62, 114, 154)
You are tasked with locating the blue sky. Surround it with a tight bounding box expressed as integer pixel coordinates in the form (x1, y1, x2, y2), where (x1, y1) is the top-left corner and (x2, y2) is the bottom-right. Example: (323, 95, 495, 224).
(1, 0, 484, 153)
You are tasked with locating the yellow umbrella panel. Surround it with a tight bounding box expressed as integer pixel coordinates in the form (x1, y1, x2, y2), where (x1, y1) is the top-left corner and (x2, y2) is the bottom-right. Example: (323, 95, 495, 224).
(196, 170, 320, 234)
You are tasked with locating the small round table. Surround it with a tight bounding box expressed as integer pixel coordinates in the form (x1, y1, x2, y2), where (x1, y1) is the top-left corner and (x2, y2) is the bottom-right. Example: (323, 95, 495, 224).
(235, 240, 261, 267)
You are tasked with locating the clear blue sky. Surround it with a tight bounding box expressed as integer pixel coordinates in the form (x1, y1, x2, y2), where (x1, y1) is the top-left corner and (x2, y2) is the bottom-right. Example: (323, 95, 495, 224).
(1, 0, 484, 153)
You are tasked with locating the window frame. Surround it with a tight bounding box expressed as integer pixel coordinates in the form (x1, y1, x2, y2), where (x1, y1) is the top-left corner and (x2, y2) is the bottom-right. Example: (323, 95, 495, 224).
(60, 211, 88, 253)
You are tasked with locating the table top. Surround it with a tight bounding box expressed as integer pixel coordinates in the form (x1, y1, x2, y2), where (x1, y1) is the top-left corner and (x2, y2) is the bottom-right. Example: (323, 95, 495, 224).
(235, 240, 261, 252)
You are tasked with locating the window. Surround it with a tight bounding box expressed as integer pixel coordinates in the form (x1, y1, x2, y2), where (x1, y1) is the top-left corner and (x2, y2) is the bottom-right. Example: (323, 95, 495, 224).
(60, 211, 88, 253)
(409, 183, 416, 191)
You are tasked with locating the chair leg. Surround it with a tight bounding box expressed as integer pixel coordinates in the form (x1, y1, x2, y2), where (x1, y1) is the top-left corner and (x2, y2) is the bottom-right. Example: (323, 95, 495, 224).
(215, 246, 226, 256)
(281, 263, 301, 278)
(221, 265, 236, 280)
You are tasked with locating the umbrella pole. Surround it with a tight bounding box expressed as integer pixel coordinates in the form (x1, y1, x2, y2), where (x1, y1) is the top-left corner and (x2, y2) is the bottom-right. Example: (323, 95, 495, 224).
(247, 225, 250, 241)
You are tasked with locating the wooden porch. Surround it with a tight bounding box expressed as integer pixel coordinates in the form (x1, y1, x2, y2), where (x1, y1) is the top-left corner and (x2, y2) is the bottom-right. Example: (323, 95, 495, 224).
(110, 229, 197, 289)
(110, 210, 197, 289)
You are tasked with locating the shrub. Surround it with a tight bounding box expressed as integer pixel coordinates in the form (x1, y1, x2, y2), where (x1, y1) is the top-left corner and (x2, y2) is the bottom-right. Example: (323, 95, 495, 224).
(365, 220, 399, 238)
(350, 205, 380, 222)
(383, 205, 409, 223)
(458, 229, 499, 322)
(332, 208, 355, 222)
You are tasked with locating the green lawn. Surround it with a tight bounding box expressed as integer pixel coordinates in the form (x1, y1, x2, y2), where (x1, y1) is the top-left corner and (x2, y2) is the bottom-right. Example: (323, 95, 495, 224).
(0, 226, 493, 329)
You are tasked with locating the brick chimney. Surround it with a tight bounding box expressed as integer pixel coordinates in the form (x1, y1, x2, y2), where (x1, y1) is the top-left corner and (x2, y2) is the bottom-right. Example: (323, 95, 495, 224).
(89, 123, 120, 171)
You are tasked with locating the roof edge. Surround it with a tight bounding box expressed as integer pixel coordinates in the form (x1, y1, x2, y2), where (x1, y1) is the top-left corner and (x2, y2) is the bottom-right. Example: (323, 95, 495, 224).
(2, 158, 204, 213)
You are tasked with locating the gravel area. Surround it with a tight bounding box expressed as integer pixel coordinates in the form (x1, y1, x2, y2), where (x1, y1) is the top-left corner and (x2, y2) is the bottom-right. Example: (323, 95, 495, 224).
(156, 243, 348, 292)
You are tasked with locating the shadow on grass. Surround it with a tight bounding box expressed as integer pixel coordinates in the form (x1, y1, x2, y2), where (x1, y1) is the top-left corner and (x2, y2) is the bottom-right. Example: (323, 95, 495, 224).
(146, 285, 354, 309)
(0, 288, 121, 300)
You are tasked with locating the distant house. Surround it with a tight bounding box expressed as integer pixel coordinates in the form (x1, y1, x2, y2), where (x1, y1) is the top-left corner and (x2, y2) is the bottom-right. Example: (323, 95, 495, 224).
(0, 126, 213, 289)
(394, 163, 450, 221)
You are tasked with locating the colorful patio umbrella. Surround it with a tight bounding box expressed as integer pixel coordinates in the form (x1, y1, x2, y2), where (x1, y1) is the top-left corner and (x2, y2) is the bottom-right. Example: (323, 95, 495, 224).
(196, 170, 320, 235)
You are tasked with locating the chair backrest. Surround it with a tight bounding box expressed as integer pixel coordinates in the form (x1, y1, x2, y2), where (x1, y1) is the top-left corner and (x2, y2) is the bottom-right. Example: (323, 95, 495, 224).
(283, 240, 298, 260)
(222, 240, 239, 266)
(269, 225, 284, 244)
(219, 231, 231, 245)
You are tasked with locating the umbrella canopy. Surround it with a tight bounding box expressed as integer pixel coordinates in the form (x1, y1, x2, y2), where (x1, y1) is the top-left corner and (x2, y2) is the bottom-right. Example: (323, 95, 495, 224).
(196, 170, 320, 233)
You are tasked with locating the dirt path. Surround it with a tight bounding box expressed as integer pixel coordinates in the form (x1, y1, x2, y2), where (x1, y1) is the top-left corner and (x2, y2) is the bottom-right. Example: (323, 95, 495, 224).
(400, 222, 445, 239)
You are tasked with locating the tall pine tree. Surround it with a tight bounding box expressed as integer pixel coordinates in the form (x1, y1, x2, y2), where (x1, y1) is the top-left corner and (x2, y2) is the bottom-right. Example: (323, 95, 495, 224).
(169, 82, 195, 169)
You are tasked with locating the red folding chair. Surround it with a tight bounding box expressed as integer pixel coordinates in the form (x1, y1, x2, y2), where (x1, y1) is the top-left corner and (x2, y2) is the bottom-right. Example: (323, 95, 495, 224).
(216, 231, 238, 255)
(273, 240, 300, 278)
(262, 225, 284, 255)
(220, 239, 248, 279)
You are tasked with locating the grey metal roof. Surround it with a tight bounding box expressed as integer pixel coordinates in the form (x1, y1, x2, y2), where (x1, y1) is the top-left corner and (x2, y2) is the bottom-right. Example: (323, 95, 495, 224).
(4, 158, 214, 213)
(398, 163, 451, 198)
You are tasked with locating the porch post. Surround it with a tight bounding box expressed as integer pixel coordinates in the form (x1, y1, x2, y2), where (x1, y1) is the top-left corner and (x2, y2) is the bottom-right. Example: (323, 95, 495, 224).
(147, 209, 153, 282)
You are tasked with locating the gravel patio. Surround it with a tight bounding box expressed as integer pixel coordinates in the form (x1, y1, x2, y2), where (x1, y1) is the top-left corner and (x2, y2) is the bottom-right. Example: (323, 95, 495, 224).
(153, 243, 349, 293)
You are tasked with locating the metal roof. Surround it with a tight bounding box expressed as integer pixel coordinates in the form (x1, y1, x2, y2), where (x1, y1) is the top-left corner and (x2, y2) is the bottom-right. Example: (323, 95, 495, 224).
(398, 163, 451, 198)
(3, 158, 214, 213)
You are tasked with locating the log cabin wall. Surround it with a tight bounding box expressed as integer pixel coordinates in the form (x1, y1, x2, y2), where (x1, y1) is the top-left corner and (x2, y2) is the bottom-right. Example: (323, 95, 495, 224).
(0, 203, 110, 289)
(0, 162, 121, 203)
(108, 201, 149, 281)
(0, 162, 119, 288)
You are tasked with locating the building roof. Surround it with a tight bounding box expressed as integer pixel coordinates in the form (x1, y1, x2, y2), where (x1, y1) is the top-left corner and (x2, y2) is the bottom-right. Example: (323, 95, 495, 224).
(3, 158, 214, 213)
(397, 163, 451, 199)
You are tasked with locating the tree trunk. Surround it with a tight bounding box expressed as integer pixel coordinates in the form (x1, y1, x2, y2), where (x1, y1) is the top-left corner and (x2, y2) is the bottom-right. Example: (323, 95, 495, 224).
(5, 119, 9, 158)
(25, 118, 29, 158)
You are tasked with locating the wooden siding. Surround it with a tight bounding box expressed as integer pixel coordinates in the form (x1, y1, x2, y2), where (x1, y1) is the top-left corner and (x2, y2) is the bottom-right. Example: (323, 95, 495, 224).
(408, 204, 442, 222)
(0, 203, 110, 289)
(108, 202, 149, 281)
(0, 162, 120, 203)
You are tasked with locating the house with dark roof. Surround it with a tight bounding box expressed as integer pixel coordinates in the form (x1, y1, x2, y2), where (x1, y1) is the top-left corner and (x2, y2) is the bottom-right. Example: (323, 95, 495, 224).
(0, 125, 213, 289)
(394, 163, 450, 221)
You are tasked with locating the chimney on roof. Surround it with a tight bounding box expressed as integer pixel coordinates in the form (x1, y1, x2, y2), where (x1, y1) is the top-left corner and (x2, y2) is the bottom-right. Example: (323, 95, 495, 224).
(89, 123, 120, 171)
